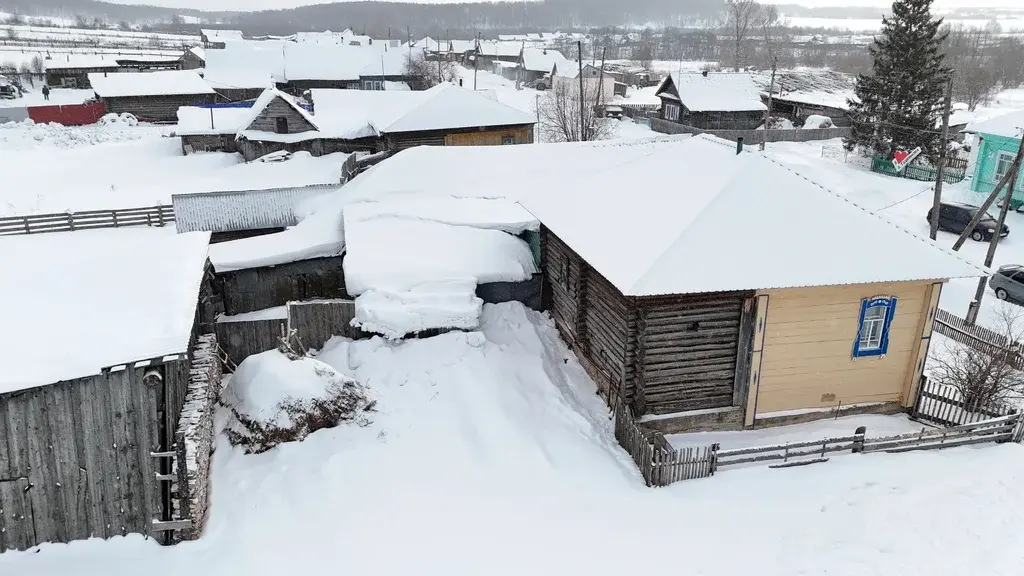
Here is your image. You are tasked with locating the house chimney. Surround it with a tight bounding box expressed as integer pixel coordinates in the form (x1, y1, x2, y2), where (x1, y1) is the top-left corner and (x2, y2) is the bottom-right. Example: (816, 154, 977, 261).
(702, 69, 708, 77)
(737, 137, 744, 154)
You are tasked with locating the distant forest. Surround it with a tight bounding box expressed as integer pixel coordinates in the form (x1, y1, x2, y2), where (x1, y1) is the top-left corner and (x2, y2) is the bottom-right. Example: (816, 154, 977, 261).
(0, 0, 912, 38)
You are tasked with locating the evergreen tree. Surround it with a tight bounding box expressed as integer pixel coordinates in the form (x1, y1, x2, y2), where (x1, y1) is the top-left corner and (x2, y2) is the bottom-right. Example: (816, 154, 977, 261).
(846, 0, 951, 161)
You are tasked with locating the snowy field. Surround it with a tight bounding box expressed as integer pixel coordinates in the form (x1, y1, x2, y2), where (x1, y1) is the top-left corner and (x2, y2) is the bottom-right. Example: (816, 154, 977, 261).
(4, 303, 1024, 576)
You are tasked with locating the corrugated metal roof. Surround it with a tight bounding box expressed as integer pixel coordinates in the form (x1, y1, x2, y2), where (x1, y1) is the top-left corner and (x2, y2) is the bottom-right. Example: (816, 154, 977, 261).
(172, 185, 338, 233)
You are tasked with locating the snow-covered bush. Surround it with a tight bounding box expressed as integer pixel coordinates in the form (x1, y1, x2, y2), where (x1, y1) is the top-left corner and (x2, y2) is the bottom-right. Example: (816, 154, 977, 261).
(757, 116, 794, 130)
(98, 112, 138, 127)
(224, 350, 375, 454)
(802, 114, 834, 129)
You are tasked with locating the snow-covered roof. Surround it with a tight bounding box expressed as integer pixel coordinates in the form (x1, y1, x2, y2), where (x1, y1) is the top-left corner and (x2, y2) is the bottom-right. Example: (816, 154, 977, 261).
(967, 110, 1024, 139)
(45, 55, 120, 70)
(359, 48, 408, 78)
(521, 47, 571, 73)
(769, 89, 854, 111)
(202, 68, 274, 90)
(173, 184, 339, 233)
(206, 41, 288, 83)
(189, 46, 206, 61)
(237, 87, 319, 138)
(202, 29, 244, 41)
(517, 135, 984, 296)
(89, 70, 216, 98)
(343, 196, 538, 295)
(176, 105, 253, 135)
(479, 41, 525, 59)
(0, 229, 211, 393)
(662, 73, 767, 113)
(309, 83, 535, 139)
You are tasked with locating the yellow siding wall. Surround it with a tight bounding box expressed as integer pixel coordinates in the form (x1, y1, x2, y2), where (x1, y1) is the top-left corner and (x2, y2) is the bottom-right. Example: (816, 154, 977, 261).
(444, 126, 534, 146)
(752, 281, 934, 416)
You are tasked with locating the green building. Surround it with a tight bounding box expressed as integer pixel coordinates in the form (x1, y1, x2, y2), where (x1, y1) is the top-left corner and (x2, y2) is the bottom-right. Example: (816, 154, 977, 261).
(969, 111, 1024, 207)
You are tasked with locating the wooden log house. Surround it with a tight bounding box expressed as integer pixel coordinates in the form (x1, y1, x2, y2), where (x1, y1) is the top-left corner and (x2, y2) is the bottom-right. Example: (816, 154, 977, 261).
(89, 70, 218, 122)
(522, 135, 986, 431)
(655, 72, 767, 131)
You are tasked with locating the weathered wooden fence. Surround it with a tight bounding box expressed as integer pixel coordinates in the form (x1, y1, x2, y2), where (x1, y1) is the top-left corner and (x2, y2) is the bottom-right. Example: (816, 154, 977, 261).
(214, 318, 287, 370)
(649, 117, 851, 144)
(911, 377, 1017, 428)
(287, 299, 365, 351)
(613, 401, 1024, 487)
(931, 308, 1024, 368)
(0, 205, 174, 236)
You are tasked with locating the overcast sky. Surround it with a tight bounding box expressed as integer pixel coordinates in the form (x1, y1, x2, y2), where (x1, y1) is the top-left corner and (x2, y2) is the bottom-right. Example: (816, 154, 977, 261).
(760, 0, 1022, 8)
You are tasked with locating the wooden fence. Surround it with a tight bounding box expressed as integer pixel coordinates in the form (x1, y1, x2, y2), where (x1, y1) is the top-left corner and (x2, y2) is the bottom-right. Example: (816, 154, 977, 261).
(911, 376, 1017, 428)
(287, 299, 364, 351)
(0, 205, 174, 236)
(613, 401, 1024, 487)
(649, 117, 851, 144)
(214, 318, 287, 370)
(931, 308, 1024, 368)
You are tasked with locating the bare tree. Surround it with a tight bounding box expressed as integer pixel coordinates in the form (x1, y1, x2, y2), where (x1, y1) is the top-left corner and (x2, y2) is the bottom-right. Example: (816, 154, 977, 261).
(6, 28, 17, 40)
(537, 78, 616, 143)
(632, 43, 654, 70)
(403, 52, 457, 90)
(931, 305, 1024, 409)
(18, 63, 33, 88)
(30, 55, 45, 75)
(758, 3, 785, 67)
(943, 24, 999, 111)
(723, 0, 759, 72)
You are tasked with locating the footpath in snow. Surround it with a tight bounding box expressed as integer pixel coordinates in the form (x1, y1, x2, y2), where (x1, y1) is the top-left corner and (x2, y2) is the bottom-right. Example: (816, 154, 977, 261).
(4, 303, 1024, 576)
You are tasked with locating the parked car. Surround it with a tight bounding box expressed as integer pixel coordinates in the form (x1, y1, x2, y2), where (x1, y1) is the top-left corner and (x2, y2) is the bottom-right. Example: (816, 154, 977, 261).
(926, 201, 1009, 242)
(989, 264, 1024, 303)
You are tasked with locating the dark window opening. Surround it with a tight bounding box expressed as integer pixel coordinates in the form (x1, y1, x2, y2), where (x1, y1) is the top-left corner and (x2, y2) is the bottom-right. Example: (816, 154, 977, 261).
(275, 116, 288, 134)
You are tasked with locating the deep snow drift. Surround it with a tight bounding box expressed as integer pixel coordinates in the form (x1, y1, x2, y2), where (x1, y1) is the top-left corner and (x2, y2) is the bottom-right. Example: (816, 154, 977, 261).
(4, 303, 1024, 576)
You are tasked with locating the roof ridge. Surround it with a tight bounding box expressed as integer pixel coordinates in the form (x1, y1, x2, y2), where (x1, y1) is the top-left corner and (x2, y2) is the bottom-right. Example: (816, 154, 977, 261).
(757, 153, 989, 276)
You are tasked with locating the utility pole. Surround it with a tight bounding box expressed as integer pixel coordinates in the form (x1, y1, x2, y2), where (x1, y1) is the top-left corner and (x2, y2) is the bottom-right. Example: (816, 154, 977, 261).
(407, 25, 411, 65)
(963, 132, 1024, 325)
(594, 46, 607, 111)
(930, 76, 954, 240)
(760, 57, 778, 152)
(437, 37, 442, 83)
(473, 32, 480, 91)
(578, 40, 585, 141)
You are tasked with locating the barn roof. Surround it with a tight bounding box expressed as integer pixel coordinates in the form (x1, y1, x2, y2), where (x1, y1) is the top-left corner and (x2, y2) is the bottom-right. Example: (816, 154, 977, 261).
(517, 135, 984, 296)
(172, 184, 339, 233)
(89, 70, 216, 98)
(309, 83, 535, 139)
(520, 47, 572, 73)
(176, 105, 254, 136)
(44, 55, 120, 70)
(658, 73, 767, 113)
(0, 229, 211, 393)
(201, 67, 274, 91)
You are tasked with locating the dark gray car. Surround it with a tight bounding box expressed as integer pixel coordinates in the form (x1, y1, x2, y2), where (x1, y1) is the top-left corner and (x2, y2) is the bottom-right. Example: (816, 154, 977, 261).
(989, 264, 1024, 303)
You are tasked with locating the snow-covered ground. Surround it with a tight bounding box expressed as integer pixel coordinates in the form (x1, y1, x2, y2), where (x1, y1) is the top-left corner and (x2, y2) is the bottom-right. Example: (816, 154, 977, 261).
(5, 303, 1024, 576)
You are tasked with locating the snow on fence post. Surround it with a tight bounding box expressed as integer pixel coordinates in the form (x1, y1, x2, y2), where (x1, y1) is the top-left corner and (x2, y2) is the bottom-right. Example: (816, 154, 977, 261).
(173, 333, 222, 542)
(852, 426, 866, 453)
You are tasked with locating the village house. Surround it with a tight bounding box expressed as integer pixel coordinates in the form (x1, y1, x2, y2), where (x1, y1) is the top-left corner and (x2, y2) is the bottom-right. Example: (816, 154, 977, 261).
(201, 28, 245, 49)
(180, 46, 206, 70)
(0, 229, 217, 551)
(967, 110, 1024, 208)
(518, 47, 574, 85)
(655, 72, 767, 130)
(176, 105, 254, 154)
(200, 68, 274, 101)
(763, 89, 854, 127)
(232, 84, 535, 161)
(89, 70, 217, 122)
(513, 135, 984, 431)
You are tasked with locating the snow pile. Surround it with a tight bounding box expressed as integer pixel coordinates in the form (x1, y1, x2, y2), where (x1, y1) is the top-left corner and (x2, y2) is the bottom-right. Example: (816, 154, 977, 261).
(353, 280, 484, 339)
(223, 350, 374, 454)
(0, 118, 157, 148)
(803, 114, 835, 129)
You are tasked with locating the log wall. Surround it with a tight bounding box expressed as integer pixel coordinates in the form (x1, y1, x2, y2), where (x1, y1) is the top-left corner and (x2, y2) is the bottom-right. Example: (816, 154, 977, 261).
(633, 294, 747, 415)
(214, 256, 348, 315)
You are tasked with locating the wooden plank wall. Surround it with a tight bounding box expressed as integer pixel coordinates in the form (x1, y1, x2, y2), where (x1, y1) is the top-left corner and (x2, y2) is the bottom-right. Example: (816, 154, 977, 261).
(0, 365, 167, 552)
(633, 294, 746, 415)
(215, 256, 348, 315)
(105, 94, 216, 123)
(443, 125, 534, 146)
(215, 319, 287, 369)
(543, 229, 584, 346)
(287, 299, 365, 351)
(242, 96, 317, 133)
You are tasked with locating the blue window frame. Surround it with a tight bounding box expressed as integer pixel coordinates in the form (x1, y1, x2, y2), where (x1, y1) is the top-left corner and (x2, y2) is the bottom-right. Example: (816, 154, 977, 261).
(852, 296, 898, 358)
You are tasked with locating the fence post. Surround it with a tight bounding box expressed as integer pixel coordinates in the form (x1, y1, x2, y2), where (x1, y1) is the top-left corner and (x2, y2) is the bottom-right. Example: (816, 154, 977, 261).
(22, 216, 29, 234)
(852, 426, 866, 453)
(709, 443, 719, 476)
(112, 210, 119, 228)
(67, 213, 74, 231)
(157, 204, 166, 227)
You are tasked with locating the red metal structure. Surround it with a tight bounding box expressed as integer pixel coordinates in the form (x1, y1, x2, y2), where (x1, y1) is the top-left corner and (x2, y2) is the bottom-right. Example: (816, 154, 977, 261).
(27, 101, 106, 126)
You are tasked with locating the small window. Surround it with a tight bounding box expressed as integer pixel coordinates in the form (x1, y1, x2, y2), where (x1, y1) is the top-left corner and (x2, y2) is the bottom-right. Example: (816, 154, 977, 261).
(665, 102, 680, 122)
(275, 116, 288, 134)
(1012, 271, 1024, 283)
(374, 81, 383, 90)
(502, 135, 515, 145)
(852, 296, 898, 358)
(995, 151, 1015, 182)
(363, 81, 373, 90)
